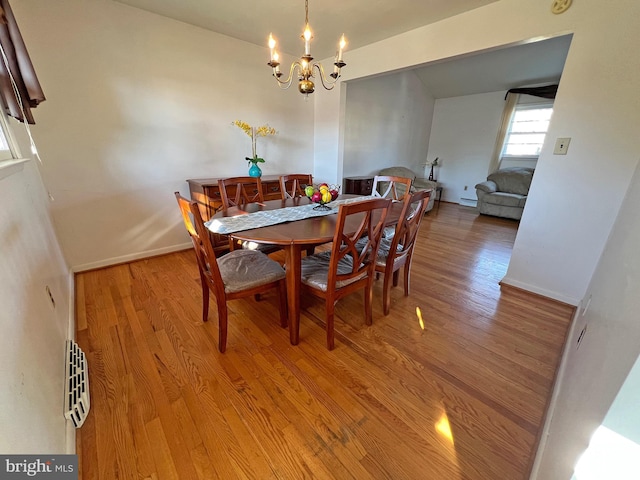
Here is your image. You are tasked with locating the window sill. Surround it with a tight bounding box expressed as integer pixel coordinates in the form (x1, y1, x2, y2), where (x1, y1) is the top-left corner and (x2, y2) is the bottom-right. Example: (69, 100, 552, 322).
(0, 157, 30, 181)
(501, 156, 540, 161)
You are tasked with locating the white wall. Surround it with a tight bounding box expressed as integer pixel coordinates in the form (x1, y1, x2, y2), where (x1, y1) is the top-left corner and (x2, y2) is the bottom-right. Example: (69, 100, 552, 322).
(316, 0, 640, 306)
(14, 0, 315, 271)
(426, 91, 504, 203)
(534, 159, 640, 479)
(342, 70, 435, 179)
(0, 152, 71, 452)
(602, 355, 640, 445)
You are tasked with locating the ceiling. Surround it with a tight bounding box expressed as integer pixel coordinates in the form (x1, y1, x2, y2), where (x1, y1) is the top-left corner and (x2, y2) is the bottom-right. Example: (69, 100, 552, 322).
(409, 34, 572, 98)
(114, 0, 500, 60)
(114, 0, 571, 99)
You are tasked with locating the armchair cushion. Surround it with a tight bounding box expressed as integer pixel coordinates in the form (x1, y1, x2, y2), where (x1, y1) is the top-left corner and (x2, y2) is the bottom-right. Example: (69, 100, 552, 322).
(481, 192, 527, 208)
(378, 166, 416, 181)
(487, 167, 533, 195)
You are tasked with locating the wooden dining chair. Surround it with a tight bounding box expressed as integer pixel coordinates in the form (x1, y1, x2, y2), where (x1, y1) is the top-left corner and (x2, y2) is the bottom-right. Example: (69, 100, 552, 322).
(374, 189, 431, 315)
(217, 176, 281, 253)
(372, 175, 414, 238)
(218, 176, 264, 210)
(279, 174, 313, 199)
(174, 192, 288, 353)
(372, 175, 413, 201)
(300, 197, 391, 350)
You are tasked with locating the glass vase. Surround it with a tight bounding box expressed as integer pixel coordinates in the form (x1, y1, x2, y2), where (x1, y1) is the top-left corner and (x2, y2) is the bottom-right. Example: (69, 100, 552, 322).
(248, 163, 262, 178)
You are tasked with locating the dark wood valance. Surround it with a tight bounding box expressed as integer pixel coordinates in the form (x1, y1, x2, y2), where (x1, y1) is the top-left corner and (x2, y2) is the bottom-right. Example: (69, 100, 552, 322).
(0, 0, 45, 124)
(505, 84, 558, 100)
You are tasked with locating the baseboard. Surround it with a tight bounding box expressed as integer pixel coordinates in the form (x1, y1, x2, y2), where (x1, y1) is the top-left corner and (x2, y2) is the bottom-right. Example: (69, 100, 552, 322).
(65, 267, 76, 454)
(528, 305, 583, 479)
(65, 420, 76, 454)
(72, 243, 192, 273)
(500, 276, 580, 306)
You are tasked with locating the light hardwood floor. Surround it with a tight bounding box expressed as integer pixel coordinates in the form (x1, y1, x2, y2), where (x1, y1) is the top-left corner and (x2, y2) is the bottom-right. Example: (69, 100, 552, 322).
(75, 202, 574, 479)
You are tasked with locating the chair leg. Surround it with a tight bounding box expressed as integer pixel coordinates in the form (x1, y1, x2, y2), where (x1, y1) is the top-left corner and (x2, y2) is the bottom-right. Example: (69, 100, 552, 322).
(365, 278, 374, 325)
(392, 269, 400, 287)
(382, 271, 392, 316)
(216, 302, 228, 353)
(403, 262, 411, 297)
(200, 272, 210, 323)
(326, 301, 336, 350)
(277, 280, 288, 328)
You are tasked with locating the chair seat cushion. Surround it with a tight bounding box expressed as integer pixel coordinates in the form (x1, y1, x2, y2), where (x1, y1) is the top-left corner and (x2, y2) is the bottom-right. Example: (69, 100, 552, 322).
(482, 192, 527, 208)
(374, 237, 404, 267)
(300, 251, 367, 292)
(218, 249, 285, 293)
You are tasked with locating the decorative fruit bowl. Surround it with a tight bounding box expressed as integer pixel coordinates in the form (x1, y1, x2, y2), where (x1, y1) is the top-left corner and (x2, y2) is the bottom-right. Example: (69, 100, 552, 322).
(305, 183, 340, 211)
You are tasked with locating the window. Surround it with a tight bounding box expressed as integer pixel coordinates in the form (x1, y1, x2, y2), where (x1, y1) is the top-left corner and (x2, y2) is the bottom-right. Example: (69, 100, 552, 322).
(0, 111, 19, 161)
(501, 104, 553, 158)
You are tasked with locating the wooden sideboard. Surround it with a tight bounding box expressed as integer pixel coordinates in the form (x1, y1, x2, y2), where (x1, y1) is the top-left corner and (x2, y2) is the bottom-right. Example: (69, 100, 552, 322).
(343, 176, 374, 195)
(187, 175, 283, 253)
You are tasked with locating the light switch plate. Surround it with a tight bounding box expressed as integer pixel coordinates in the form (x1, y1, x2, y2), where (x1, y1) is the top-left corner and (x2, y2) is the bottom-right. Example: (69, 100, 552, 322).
(554, 137, 571, 155)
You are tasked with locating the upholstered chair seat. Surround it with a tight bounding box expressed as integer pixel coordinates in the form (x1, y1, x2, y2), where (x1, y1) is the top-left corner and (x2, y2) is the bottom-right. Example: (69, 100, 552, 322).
(218, 249, 286, 293)
(301, 251, 367, 291)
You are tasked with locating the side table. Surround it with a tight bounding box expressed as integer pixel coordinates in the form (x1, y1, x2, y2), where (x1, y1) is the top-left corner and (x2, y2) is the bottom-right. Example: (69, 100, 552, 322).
(434, 185, 443, 211)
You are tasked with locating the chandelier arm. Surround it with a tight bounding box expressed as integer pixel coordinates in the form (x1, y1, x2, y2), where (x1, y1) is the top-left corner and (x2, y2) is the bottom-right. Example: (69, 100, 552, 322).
(312, 62, 338, 91)
(272, 62, 301, 90)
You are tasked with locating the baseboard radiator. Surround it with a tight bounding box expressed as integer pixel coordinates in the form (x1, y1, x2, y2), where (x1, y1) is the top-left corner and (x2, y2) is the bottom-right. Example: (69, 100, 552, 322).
(64, 340, 90, 428)
(459, 197, 478, 207)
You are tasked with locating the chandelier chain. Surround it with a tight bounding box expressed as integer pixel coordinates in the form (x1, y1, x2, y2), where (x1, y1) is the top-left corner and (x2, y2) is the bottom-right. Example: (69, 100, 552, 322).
(305, 0, 309, 26)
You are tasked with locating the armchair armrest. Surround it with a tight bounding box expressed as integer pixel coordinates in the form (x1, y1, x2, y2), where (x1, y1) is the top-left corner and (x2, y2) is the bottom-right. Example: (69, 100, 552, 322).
(412, 178, 437, 191)
(475, 180, 497, 194)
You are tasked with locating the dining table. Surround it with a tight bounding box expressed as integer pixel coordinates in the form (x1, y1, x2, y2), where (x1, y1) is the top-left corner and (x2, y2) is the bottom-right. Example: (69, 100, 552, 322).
(207, 194, 402, 345)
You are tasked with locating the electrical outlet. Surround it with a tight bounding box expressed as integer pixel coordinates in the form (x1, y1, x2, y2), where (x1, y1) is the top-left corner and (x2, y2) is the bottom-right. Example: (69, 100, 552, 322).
(576, 325, 587, 349)
(554, 137, 571, 155)
(464, 185, 468, 191)
(45, 285, 56, 308)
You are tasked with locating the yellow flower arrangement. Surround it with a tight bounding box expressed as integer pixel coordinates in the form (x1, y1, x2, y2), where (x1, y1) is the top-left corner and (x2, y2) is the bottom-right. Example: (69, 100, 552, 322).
(232, 120, 277, 165)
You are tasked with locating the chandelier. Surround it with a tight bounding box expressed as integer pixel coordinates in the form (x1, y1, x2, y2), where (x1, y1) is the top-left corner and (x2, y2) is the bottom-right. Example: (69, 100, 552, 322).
(267, 0, 347, 96)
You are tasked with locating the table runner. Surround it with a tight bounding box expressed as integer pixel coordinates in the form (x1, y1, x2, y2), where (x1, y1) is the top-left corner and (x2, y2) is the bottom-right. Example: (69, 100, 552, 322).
(206, 196, 376, 235)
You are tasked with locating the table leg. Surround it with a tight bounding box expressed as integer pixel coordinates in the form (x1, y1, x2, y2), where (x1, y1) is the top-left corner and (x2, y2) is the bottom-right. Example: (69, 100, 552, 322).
(284, 244, 302, 345)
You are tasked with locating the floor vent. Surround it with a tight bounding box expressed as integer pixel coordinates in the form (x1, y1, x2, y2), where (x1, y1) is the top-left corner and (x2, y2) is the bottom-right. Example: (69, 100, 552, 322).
(64, 340, 90, 428)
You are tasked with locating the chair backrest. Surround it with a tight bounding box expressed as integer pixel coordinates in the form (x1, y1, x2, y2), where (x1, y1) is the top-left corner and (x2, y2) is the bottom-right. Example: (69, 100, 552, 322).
(175, 192, 224, 288)
(372, 175, 413, 200)
(279, 174, 313, 199)
(387, 189, 431, 263)
(329, 198, 391, 288)
(218, 176, 264, 210)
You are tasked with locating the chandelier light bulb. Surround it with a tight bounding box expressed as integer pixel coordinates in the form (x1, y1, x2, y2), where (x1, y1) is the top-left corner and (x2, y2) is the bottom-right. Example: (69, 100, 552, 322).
(338, 34, 346, 61)
(268, 33, 276, 61)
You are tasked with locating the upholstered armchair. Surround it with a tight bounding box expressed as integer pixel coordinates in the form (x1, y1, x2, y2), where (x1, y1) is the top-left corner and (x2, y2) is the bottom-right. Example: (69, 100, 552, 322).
(475, 167, 534, 220)
(377, 166, 437, 212)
